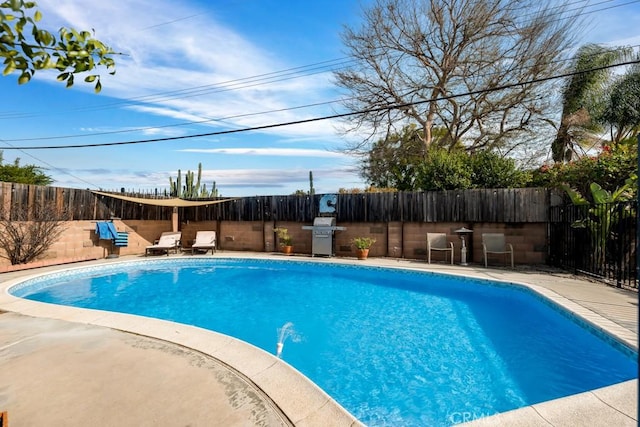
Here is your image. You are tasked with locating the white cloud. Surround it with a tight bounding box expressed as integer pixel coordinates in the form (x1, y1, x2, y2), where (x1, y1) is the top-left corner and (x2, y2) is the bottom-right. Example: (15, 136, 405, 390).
(51, 165, 362, 195)
(179, 148, 345, 158)
(35, 0, 342, 141)
(77, 125, 188, 138)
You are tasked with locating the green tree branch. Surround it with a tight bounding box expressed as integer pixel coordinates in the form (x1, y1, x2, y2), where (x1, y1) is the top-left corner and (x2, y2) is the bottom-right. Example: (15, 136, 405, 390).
(1, 0, 117, 92)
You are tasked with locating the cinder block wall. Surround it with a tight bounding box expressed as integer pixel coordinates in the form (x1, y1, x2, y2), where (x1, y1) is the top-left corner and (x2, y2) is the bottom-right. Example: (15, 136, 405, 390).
(216, 221, 262, 251)
(179, 221, 218, 248)
(120, 220, 173, 252)
(470, 223, 547, 264)
(0, 219, 548, 271)
(0, 219, 172, 271)
(332, 222, 547, 264)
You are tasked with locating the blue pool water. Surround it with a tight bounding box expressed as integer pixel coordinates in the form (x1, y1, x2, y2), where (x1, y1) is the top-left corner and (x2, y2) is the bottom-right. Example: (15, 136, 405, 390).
(11, 258, 637, 426)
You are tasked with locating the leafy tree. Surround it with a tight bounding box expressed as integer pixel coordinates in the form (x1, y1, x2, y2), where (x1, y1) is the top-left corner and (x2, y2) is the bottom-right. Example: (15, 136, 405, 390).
(552, 44, 631, 162)
(338, 186, 398, 193)
(362, 124, 426, 190)
(1, 0, 116, 92)
(335, 0, 582, 154)
(415, 149, 529, 191)
(362, 124, 456, 190)
(416, 149, 472, 191)
(0, 151, 52, 185)
(468, 151, 530, 189)
(363, 126, 531, 191)
(600, 61, 640, 143)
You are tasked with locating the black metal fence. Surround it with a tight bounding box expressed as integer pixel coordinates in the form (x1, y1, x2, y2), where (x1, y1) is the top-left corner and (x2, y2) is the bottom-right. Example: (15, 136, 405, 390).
(549, 201, 638, 288)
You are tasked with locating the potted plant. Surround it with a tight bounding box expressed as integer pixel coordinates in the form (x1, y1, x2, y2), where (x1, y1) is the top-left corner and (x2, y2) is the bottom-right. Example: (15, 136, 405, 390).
(351, 237, 376, 260)
(274, 227, 293, 255)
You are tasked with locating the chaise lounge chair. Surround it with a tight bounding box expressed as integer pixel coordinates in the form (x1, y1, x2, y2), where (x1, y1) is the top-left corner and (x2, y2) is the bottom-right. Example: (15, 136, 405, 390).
(427, 233, 454, 264)
(482, 233, 514, 268)
(190, 231, 216, 255)
(145, 231, 182, 256)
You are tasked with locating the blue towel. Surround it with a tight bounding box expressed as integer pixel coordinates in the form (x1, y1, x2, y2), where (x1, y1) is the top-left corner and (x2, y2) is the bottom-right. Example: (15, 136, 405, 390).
(96, 222, 119, 240)
(96, 222, 110, 239)
(114, 231, 128, 247)
(106, 222, 118, 239)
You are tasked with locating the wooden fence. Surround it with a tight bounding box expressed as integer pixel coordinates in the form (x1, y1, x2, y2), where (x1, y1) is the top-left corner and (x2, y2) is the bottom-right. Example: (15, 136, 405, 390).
(0, 182, 553, 223)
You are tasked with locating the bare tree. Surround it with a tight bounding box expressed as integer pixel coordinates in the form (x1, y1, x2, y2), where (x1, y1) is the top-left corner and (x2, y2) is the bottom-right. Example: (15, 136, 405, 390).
(335, 0, 583, 155)
(0, 203, 70, 265)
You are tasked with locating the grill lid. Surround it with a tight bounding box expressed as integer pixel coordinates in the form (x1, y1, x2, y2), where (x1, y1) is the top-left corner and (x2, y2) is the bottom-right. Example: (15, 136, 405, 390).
(313, 217, 336, 227)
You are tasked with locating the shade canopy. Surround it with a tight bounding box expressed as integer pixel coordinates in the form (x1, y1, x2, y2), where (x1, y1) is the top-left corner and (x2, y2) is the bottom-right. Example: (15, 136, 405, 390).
(91, 191, 235, 207)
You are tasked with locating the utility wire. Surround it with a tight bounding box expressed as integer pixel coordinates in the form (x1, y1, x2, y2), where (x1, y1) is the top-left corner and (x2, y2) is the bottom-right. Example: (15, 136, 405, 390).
(2, 0, 635, 187)
(0, 138, 100, 188)
(1, 0, 635, 121)
(3, 59, 637, 150)
(111, 0, 635, 104)
(0, 56, 355, 119)
(4, 98, 343, 141)
(5, 42, 638, 143)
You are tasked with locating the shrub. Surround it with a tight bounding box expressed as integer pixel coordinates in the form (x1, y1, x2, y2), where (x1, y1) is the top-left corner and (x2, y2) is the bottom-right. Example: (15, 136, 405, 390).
(417, 149, 530, 190)
(469, 151, 531, 188)
(530, 139, 637, 196)
(0, 203, 70, 265)
(417, 149, 472, 190)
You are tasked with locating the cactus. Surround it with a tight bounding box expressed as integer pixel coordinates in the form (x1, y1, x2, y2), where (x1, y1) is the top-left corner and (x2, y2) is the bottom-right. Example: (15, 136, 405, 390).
(169, 164, 219, 198)
(168, 169, 182, 197)
(196, 163, 202, 193)
(177, 170, 182, 197)
(185, 170, 194, 197)
(309, 171, 315, 196)
(199, 179, 218, 198)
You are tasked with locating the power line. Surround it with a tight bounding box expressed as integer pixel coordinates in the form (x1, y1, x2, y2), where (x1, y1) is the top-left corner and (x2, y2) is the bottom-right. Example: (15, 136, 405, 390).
(5, 42, 638, 143)
(0, 56, 356, 120)
(137, 13, 206, 31)
(117, 0, 635, 105)
(123, 0, 638, 103)
(0, 138, 101, 188)
(1, 0, 635, 122)
(3, 98, 344, 142)
(3, 59, 637, 150)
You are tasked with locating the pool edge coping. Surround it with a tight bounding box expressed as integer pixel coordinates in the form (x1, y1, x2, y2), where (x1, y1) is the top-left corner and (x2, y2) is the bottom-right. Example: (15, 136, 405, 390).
(0, 254, 637, 426)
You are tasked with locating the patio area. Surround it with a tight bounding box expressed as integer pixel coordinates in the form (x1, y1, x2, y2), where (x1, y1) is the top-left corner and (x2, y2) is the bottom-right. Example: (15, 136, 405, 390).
(0, 254, 637, 426)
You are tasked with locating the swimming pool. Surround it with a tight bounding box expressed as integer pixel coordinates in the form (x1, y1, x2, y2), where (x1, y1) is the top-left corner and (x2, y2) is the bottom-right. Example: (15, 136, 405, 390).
(10, 258, 638, 426)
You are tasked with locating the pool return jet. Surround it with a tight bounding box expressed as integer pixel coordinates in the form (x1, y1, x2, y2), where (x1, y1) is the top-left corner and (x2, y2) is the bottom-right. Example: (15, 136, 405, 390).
(276, 322, 299, 358)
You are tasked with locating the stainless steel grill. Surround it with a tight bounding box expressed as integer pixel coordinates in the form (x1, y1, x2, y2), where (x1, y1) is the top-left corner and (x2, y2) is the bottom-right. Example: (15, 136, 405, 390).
(302, 217, 345, 257)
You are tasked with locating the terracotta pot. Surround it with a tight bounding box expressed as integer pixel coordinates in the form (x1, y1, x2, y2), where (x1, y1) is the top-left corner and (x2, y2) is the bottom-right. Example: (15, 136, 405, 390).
(282, 245, 293, 255)
(356, 248, 369, 260)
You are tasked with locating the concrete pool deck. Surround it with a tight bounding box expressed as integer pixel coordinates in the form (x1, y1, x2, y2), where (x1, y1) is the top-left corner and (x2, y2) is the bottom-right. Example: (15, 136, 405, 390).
(0, 253, 637, 426)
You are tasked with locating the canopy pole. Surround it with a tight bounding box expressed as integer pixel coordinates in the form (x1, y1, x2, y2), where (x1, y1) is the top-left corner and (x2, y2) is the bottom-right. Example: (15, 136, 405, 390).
(172, 207, 179, 232)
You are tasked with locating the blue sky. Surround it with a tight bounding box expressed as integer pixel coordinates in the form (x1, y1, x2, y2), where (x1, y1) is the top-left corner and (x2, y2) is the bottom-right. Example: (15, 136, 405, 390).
(1, 0, 639, 197)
